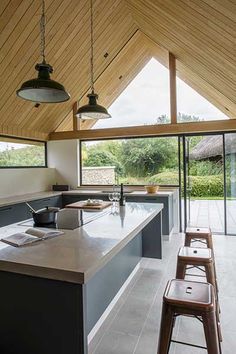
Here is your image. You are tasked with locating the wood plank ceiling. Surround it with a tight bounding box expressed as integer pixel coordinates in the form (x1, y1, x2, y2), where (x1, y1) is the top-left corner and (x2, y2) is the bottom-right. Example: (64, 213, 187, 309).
(0, 0, 235, 140)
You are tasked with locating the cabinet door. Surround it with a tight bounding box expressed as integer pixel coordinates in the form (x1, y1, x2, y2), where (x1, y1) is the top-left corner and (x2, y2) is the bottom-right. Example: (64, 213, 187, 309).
(0, 203, 28, 227)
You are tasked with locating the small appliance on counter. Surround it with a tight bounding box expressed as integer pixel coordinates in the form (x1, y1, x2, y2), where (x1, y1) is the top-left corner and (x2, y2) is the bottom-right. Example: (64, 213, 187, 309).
(52, 184, 70, 191)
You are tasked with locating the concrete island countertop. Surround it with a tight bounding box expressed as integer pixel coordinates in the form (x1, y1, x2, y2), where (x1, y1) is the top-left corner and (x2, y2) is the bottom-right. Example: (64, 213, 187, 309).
(0, 202, 163, 284)
(0, 188, 176, 207)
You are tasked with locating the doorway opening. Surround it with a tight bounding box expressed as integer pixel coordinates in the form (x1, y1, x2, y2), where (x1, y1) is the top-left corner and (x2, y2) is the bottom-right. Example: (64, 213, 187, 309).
(181, 133, 236, 235)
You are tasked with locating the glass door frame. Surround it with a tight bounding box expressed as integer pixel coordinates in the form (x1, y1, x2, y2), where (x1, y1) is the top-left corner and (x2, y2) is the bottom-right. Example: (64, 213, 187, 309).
(182, 131, 236, 235)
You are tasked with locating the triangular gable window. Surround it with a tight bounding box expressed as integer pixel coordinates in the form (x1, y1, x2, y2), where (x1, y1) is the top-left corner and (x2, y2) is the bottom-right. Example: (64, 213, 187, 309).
(93, 58, 170, 129)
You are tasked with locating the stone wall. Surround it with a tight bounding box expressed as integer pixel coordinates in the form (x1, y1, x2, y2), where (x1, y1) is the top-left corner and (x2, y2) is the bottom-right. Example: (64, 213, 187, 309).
(82, 166, 115, 185)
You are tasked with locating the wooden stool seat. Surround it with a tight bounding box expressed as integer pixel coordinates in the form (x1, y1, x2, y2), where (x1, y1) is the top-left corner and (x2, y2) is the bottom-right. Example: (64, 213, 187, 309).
(157, 279, 222, 354)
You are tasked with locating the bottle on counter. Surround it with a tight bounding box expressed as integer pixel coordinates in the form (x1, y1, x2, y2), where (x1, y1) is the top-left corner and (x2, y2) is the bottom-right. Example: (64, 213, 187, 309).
(119, 183, 126, 206)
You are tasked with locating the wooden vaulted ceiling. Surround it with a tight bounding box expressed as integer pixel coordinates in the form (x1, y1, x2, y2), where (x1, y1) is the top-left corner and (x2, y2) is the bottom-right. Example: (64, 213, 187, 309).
(0, 0, 235, 141)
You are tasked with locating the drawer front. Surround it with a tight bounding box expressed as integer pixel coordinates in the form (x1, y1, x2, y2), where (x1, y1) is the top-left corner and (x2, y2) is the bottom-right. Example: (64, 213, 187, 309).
(0, 203, 28, 227)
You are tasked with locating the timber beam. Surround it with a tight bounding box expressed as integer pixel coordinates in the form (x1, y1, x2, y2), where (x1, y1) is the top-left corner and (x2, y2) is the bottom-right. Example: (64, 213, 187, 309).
(49, 119, 236, 141)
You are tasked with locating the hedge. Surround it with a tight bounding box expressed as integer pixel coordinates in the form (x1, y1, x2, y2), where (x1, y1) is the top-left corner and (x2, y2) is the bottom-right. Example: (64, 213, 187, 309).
(149, 172, 224, 197)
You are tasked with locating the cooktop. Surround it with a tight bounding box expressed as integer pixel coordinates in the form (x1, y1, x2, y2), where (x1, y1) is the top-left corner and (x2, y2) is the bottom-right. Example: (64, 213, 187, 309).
(19, 208, 109, 230)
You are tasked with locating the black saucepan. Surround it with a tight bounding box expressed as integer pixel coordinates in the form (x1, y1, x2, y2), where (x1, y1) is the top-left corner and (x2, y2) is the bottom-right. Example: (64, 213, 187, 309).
(26, 202, 60, 225)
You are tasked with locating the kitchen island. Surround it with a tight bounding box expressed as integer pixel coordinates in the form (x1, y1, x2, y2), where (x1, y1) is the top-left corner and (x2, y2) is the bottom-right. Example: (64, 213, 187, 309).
(0, 202, 163, 354)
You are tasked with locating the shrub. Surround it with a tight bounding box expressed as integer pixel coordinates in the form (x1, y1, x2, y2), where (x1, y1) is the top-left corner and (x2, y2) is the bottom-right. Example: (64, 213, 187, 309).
(149, 172, 223, 197)
(190, 175, 223, 197)
(148, 171, 179, 185)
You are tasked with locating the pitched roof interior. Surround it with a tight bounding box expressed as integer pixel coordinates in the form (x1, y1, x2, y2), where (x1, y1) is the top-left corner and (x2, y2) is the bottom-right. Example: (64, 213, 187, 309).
(0, 0, 235, 140)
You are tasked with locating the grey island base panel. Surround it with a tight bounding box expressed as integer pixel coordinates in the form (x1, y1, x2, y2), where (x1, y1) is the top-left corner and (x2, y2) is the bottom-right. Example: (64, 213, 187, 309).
(0, 207, 162, 354)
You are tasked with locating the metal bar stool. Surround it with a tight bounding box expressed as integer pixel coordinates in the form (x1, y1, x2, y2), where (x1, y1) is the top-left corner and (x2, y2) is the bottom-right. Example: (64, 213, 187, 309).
(185, 227, 213, 252)
(185, 227, 218, 293)
(157, 279, 222, 354)
(176, 246, 222, 341)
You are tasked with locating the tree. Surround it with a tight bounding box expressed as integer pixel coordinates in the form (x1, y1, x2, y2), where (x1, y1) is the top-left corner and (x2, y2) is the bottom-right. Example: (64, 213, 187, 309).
(120, 138, 178, 177)
(156, 113, 202, 124)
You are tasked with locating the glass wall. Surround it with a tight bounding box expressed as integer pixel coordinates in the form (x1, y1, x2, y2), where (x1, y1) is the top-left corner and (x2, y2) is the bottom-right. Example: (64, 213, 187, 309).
(176, 77, 229, 122)
(0, 137, 46, 167)
(81, 136, 179, 185)
(183, 134, 224, 233)
(225, 133, 236, 235)
(93, 58, 170, 129)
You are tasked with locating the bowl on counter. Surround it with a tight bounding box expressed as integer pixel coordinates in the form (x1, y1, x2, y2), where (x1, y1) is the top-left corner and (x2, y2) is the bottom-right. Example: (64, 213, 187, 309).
(144, 185, 159, 194)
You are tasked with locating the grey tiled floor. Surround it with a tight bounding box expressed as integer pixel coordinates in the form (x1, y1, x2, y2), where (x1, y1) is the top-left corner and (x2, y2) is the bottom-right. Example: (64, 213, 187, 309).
(88, 233, 236, 354)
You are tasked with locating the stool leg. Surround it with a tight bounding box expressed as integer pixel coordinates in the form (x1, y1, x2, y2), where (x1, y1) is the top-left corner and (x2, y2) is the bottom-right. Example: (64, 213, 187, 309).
(176, 260, 186, 279)
(157, 302, 174, 354)
(202, 311, 221, 354)
(185, 235, 191, 247)
(207, 233, 214, 254)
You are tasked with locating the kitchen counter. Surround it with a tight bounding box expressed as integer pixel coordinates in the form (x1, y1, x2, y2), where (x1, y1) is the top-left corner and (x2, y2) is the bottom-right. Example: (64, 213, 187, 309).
(0, 202, 163, 284)
(0, 202, 163, 354)
(0, 188, 175, 207)
(0, 190, 62, 207)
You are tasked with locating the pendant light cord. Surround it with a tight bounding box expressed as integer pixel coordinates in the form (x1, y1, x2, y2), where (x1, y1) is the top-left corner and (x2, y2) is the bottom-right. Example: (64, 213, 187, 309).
(40, 0, 46, 63)
(90, 0, 95, 93)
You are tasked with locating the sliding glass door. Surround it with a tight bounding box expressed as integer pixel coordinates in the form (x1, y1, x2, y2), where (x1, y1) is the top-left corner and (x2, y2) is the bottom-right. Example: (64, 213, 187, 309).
(183, 134, 225, 234)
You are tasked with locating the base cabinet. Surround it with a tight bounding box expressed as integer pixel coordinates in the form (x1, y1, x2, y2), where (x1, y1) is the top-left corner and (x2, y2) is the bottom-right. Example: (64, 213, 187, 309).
(0, 196, 62, 227)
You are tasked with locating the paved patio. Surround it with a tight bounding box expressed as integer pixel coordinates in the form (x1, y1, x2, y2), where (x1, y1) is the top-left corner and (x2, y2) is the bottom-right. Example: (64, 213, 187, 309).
(185, 199, 236, 234)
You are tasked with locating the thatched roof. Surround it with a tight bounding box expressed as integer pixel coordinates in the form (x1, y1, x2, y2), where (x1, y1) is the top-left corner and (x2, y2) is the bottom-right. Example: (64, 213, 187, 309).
(190, 134, 236, 160)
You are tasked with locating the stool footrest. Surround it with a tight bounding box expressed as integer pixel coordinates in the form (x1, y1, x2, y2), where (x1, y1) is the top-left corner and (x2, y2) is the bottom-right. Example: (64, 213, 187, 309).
(171, 339, 207, 350)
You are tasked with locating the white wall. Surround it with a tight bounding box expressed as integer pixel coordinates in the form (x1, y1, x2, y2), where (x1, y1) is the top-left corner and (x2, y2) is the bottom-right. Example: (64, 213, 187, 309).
(47, 140, 79, 189)
(0, 168, 56, 198)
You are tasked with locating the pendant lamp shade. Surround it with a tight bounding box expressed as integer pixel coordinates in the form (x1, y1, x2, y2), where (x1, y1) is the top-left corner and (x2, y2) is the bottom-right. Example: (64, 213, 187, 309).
(16, 0, 70, 104)
(76, 0, 111, 120)
(16, 62, 70, 103)
(76, 92, 111, 119)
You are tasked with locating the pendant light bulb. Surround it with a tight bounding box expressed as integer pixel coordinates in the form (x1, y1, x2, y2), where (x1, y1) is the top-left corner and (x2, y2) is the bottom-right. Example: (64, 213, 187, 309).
(16, 0, 70, 103)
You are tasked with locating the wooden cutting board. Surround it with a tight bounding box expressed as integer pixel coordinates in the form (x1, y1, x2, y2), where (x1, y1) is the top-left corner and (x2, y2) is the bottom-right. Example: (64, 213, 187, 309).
(65, 201, 112, 210)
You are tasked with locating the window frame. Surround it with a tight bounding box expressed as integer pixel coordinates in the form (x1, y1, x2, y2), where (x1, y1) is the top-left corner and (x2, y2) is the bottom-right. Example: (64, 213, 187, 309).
(79, 134, 180, 187)
(0, 135, 47, 169)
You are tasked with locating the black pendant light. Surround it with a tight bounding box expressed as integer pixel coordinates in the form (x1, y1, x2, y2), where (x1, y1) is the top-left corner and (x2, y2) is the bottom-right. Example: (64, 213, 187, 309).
(16, 0, 70, 103)
(76, 0, 111, 119)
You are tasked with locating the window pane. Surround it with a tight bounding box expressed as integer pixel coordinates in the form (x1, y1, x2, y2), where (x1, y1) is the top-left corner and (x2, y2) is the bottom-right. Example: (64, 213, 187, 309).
(81, 137, 179, 185)
(176, 77, 228, 122)
(93, 58, 170, 129)
(0, 137, 46, 167)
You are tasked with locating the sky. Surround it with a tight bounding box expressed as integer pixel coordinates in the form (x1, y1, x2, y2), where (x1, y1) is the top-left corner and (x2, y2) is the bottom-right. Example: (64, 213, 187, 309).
(94, 58, 228, 129)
